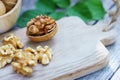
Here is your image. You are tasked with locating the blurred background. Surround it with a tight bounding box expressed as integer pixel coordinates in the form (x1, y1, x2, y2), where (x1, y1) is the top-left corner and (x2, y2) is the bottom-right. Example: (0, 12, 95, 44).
(18, 0, 115, 28)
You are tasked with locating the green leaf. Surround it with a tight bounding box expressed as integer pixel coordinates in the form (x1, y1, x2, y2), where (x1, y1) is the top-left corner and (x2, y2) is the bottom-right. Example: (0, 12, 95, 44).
(52, 0, 70, 8)
(17, 10, 45, 28)
(67, 0, 106, 22)
(84, 0, 106, 20)
(67, 2, 93, 22)
(49, 12, 65, 20)
(36, 0, 56, 13)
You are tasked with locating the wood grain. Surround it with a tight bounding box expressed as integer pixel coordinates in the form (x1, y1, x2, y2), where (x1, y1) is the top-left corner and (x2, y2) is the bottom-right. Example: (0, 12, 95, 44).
(0, 16, 116, 80)
(3, 0, 119, 80)
(76, 0, 120, 80)
(111, 68, 120, 80)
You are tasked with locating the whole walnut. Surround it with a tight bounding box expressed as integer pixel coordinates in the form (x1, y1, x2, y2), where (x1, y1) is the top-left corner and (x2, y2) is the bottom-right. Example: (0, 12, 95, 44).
(27, 15, 57, 36)
(0, 1, 6, 16)
(1, 0, 17, 12)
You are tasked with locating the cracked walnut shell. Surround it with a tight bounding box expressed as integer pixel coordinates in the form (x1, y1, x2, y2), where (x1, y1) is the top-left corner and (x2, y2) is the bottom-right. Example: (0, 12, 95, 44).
(2, 34, 24, 49)
(26, 15, 58, 42)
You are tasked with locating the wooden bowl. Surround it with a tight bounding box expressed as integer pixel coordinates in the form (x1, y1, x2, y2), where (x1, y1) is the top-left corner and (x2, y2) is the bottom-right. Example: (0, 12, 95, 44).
(0, 0, 21, 34)
(27, 27, 58, 42)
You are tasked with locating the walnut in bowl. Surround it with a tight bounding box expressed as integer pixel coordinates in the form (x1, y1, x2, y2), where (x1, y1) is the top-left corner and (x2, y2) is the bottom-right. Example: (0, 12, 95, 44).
(0, 0, 21, 33)
(26, 15, 58, 42)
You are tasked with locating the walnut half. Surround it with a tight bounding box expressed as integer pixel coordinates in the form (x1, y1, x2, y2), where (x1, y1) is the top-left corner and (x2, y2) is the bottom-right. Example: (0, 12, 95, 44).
(12, 62, 33, 76)
(12, 48, 37, 76)
(36, 46, 53, 65)
(2, 34, 24, 49)
(0, 34, 54, 76)
(0, 1, 6, 16)
(1, 0, 17, 12)
(0, 44, 15, 68)
(27, 15, 57, 36)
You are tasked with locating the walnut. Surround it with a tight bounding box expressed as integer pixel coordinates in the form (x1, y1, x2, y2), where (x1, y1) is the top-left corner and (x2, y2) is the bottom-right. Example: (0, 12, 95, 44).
(0, 44, 15, 68)
(0, 34, 54, 76)
(36, 45, 53, 65)
(2, 34, 24, 49)
(13, 48, 38, 66)
(0, 1, 6, 16)
(12, 48, 37, 76)
(12, 62, 33, 76)
(27, 15, 57, 36)
(1, 0, 17, 12)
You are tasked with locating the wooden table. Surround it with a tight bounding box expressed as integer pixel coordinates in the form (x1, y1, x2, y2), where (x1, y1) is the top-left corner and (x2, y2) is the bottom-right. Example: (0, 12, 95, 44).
(12, 0, 120, 80)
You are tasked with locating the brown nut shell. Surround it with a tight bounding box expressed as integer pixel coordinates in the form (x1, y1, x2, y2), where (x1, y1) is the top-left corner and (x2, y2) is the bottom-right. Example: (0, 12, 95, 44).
(26, 26, 58, 42)
(26, 15, 58, 42)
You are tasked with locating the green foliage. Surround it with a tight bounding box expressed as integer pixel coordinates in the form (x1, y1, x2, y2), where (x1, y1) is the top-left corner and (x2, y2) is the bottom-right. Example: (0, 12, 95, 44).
(67, 0, 106, 22)
(36, 0, 56, 13)
(52, 0, 70, 8)
(67, 2, 93, 22)
(17, 10, 45, 27)
(17, 0, 106, 28)
(49, 12, 65, 20)
(83, 0, 106, 20)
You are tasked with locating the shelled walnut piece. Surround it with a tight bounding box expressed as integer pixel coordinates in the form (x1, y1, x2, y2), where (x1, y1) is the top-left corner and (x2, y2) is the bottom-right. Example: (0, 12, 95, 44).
(36, 46, 53, 65)
(2, 34, 24, 49)
(27, 15, 57, 36)
(0, 1, 6, 16)
(12, 46, 53, 76)
(0, 44, 15, 68)
(12, 48, 38, 76)
(1, 0, 17, 12)
(0, 34, 53, 76)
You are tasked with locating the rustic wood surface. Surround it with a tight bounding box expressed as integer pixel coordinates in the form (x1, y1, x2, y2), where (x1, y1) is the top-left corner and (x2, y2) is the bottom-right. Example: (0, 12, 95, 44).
(1, 0, 120, 80)
(0, 16, 116, 80)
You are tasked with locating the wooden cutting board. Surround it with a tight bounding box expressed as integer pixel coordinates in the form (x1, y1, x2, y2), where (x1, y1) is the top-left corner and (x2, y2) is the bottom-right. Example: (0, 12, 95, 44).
(0, 16, 116, 80)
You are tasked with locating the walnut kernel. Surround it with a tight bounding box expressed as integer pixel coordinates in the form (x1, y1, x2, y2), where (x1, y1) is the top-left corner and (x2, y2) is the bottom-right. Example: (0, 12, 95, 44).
(0, 44, 15, 68)
(0, 1, 6, 16)
(0, 34, 54, 76)
(1, 0, 17, 12)
(12, 62, 33, 76)
(27, 15, 57, 36)
(2, 34, 24, 49)
(36, 46, 53, 65)
(12, 48, 38, 76)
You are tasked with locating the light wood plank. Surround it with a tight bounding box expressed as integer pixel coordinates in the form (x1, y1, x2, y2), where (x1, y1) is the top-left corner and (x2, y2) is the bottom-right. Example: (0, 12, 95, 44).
(76, 1, 120, 80)
(0, 16, 116, 80)
(111, 68, 120, 80)
(0, 0, 119, 80)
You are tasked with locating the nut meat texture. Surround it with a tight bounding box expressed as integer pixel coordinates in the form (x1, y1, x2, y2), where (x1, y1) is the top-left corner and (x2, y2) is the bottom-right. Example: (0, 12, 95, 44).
(36, 46, 53, 65)
(0, 1, 6, 16)
(27, 15, 57, 36)
(2, 34, 24, 49)
(12, 49, 37, 76)
(0, 44, 15, 68)
(0, 34, 53, 76)
(1, 0, 17, 12)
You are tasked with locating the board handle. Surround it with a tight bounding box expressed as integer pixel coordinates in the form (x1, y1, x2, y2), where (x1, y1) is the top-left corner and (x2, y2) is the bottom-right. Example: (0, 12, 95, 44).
(103, 0, 120, 32)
